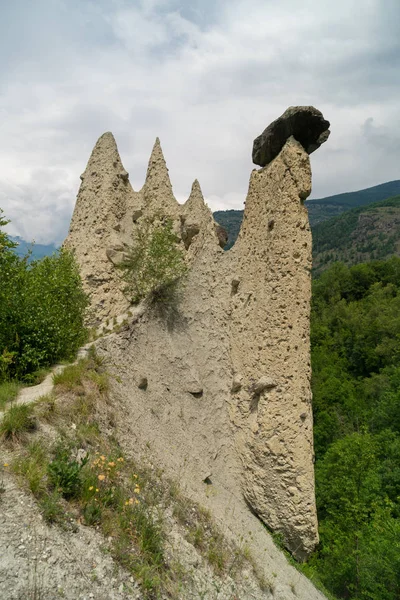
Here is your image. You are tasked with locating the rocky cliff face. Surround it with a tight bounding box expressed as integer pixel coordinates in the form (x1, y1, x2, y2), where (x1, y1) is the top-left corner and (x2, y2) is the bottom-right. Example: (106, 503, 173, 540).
(65, 109, 329, 563)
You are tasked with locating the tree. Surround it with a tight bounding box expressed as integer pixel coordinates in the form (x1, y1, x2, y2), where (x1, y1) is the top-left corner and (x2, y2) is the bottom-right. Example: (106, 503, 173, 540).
(0, 210, 88, 381)
(119, 218, 187, 306)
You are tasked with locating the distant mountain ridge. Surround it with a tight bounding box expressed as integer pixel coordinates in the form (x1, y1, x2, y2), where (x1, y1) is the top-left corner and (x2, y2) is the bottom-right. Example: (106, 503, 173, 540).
(312, 194, 400, 275)
(11, 236, 58, 260)
(305, 179, 400, 226)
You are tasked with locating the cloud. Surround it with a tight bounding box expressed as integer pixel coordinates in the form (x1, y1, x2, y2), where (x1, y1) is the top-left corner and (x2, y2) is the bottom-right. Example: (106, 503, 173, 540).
(0, 0, 399, 242)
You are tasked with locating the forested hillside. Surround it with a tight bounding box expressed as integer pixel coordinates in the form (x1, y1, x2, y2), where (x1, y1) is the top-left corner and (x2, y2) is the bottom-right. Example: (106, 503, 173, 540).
(312, 195, 400, 275)
(306, 180, 400, 226)
(310, 258, 400, 599)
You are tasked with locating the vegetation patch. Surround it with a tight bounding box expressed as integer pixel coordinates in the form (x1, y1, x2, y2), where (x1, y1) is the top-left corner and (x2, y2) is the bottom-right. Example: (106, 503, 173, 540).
(310, 257, 400, 600)
(0, 381, 20, 410)
(0, 208, 88, 383)
(119, 217, 187, 306)
(0, 403, 36, 442)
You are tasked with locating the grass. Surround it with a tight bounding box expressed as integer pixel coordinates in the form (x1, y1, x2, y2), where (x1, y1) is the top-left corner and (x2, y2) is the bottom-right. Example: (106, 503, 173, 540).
(0, 380, 21, 410)
(0, 403, 36, 441)
(52, 362, 85, 390)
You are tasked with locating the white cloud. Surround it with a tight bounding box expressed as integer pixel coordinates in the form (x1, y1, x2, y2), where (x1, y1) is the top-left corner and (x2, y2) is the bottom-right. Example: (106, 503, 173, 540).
(0, 0, 399, 243)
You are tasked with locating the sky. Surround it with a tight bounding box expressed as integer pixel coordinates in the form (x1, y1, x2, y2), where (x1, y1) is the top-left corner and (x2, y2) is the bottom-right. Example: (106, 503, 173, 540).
(0, 0, 399, 244)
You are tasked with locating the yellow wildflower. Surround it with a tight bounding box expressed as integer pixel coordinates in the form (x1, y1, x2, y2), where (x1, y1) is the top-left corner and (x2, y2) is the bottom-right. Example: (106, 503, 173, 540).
(132, 474, 138, 479)
(89, 486, 94, 491)
(3, 463, 9, 467)
(100, 455, 106, 461)
(117, 457, 124, 462)
(134, 486, 140, 494)
(96, 488, 99, 492)
(98, 474, 106, 481)
(108, 461, 115, 467)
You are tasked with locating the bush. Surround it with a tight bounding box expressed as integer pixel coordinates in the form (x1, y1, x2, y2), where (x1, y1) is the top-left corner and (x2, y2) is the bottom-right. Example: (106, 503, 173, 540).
(47, 444, 88, 499)
(0, 210, 89, 381)
(119, 218, 187, 305)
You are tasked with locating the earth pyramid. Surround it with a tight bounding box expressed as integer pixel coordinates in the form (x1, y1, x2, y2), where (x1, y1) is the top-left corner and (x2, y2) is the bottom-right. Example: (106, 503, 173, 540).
(64, 107, 330, 560)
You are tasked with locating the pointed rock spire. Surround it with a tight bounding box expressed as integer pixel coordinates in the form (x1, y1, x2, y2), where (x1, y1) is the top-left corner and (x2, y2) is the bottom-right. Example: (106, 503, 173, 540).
(183, 179, 212, 223)
(185, 179, 207, 211)
(181, 179, 227, 249)
(143, 138, 179, 214)
(64, 131, 134, 323)
(81, 132, 129, 182)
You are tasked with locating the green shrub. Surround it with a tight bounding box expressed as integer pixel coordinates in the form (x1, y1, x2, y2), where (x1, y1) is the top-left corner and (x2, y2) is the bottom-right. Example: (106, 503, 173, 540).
(0, 210, 88, 382)
(119, 218, 187, 305)
(47, 444, 88, 499)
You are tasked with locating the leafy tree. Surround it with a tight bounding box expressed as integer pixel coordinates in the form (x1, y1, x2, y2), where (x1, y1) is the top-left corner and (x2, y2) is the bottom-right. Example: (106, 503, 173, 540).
(0, 211, 88, 381)
(310, 258, 400, 599)
(119, 217, 187, 305)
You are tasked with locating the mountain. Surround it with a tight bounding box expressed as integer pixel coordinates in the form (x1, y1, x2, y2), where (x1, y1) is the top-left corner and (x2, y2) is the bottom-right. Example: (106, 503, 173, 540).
(312, 195, 400, 275)
(11, 236, 58, 260)
(305, 179, 400, 226)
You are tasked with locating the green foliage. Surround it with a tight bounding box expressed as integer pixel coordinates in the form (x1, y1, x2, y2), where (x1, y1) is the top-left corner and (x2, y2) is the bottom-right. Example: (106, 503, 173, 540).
(0, 209, 17, 252)
(119, 218, 187, 305)
(47, 444, 88, 499)
(312, 195, 400, 275)
(0, 210, 88, 382)
(310, 257, 400, 599)
(52, 362, 85, 389)
(0, 403, 36, 440)
(0, 381, 20, 410)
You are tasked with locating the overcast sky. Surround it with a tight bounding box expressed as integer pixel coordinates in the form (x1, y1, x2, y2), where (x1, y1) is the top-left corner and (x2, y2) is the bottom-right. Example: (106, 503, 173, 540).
(1, 0, 399, 244)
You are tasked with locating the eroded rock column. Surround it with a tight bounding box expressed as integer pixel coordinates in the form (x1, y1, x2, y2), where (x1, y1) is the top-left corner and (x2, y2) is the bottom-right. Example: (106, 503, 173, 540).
(228, 137, 318, 560)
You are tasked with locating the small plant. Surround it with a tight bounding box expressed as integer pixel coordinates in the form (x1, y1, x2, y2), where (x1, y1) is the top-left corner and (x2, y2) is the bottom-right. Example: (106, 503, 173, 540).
(86, 370, 109, 393)
(12, 439, 49, 495)
(119, 218, 187, 305)
(38, 489, 66, 526)
(47, 444, 88, 499)
(0, 402, 36, 440)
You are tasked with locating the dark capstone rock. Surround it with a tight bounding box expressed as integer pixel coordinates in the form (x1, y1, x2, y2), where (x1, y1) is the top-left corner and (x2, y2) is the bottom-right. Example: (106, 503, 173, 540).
(252, 106, 330, 167)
